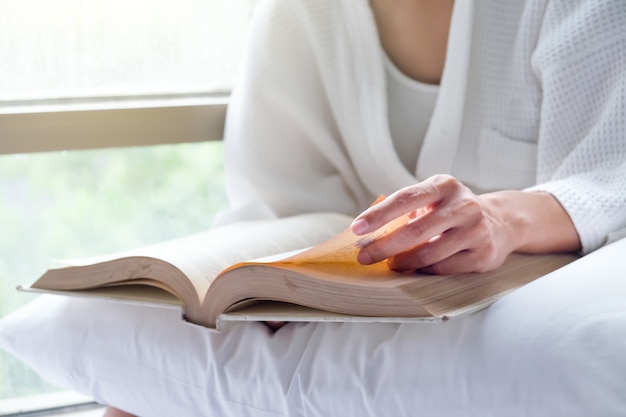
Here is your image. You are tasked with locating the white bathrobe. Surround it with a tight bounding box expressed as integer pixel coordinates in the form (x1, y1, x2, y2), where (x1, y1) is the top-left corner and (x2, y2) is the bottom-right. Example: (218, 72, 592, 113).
(220, 0, 626, 253)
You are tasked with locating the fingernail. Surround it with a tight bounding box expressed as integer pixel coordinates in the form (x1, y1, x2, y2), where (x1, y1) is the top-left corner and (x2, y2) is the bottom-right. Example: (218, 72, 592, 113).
(357, 251, 373, 265)
(351, 219, 369, 235)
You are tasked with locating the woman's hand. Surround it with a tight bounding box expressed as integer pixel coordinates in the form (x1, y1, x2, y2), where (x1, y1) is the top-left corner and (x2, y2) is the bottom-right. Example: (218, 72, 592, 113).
(350, 175, 580, 274)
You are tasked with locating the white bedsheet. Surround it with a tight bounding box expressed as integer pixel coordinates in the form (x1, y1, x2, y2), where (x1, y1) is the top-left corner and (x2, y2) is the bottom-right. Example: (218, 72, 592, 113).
(1, 238, 625, 417)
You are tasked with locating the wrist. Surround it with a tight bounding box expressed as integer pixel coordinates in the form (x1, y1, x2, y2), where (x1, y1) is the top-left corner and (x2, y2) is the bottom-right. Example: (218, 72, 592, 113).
(481, 190, 580, 254)
(480, 190, 530, 254)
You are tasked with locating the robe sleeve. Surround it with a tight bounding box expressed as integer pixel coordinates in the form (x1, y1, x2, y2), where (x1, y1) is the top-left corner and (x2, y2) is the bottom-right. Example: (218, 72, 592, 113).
(528, 0, 626, 253)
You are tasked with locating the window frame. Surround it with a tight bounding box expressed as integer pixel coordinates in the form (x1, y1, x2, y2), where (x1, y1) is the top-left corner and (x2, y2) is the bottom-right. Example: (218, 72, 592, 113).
(0, 93, 228, 154)
(0, 390, 102, 416)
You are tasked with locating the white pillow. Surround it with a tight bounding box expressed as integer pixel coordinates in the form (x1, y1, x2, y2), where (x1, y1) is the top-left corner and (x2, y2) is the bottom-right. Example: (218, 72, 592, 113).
(2, 239, 626, 417)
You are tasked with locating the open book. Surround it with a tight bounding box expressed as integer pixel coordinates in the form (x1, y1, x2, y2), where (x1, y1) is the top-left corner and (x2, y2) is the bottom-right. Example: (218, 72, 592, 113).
(20, 211, 578, 331)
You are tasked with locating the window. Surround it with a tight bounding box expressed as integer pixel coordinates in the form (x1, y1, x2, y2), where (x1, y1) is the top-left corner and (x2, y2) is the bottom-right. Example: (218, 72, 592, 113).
(0, 142, 228, 401)
(0, 0, 258, 407)
(0, 0, 260, 154)
(1, 0, 255, 101)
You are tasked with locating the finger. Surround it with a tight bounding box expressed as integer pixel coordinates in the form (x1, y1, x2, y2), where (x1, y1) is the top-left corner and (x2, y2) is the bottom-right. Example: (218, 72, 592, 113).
(387, 227, 474, 271)
(356, 205, 460, 265)
(351, 178, 447, 235)
(419, 246, 505, 275)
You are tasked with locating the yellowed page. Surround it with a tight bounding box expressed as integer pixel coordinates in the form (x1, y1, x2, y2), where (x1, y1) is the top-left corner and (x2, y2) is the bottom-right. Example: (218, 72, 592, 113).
(34, 212, 353, 311)
(278, 195, 408, 264)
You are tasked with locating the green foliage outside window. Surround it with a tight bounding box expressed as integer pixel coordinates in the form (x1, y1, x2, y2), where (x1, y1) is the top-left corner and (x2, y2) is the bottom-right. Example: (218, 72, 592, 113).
(0, 141, 227, 399)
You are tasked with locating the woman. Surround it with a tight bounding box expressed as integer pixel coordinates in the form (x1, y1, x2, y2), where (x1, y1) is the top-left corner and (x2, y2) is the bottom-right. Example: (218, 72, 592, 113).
(218, 0, 623, 271)
(4, 0, 626, 415)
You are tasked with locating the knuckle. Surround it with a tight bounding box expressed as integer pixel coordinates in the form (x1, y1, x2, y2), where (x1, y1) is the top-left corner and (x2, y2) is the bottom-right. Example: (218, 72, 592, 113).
(424, 261, 446, 275)
(430, 173, 453, 184)
(473, 222, 492, 241)
(395, 187, 417, 206)
(448, 197, 479, 219)
(462, 197, 482, 215)
(388, 238, 438, 270)
(406, 220, 430, 242)
(411, 246, 437, 268)
(442, 176, 459, 190)
(432, 174, 460, 191)
(470, 247, 500, 272)
(364, 242, 387, 263)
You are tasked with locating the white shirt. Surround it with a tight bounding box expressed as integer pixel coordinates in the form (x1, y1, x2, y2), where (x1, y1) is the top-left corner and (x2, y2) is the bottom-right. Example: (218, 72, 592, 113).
(384, 54, 439, 173)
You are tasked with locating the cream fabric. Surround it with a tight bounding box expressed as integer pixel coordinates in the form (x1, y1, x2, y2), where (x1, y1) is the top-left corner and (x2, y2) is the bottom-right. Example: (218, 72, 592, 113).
(384, 53, 439, 172)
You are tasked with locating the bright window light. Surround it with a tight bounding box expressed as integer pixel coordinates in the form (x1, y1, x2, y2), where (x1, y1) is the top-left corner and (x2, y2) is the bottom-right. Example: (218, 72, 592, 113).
(0, 0, 258, 101)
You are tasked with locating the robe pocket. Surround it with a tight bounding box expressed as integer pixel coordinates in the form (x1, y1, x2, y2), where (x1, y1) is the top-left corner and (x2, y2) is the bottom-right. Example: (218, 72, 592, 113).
(478, 129, 538, 190)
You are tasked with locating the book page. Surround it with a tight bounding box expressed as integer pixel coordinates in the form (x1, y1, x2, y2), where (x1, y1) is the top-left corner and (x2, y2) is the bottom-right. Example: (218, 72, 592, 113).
(279, 198, 409, 264)
(110, 212, 353, 298)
